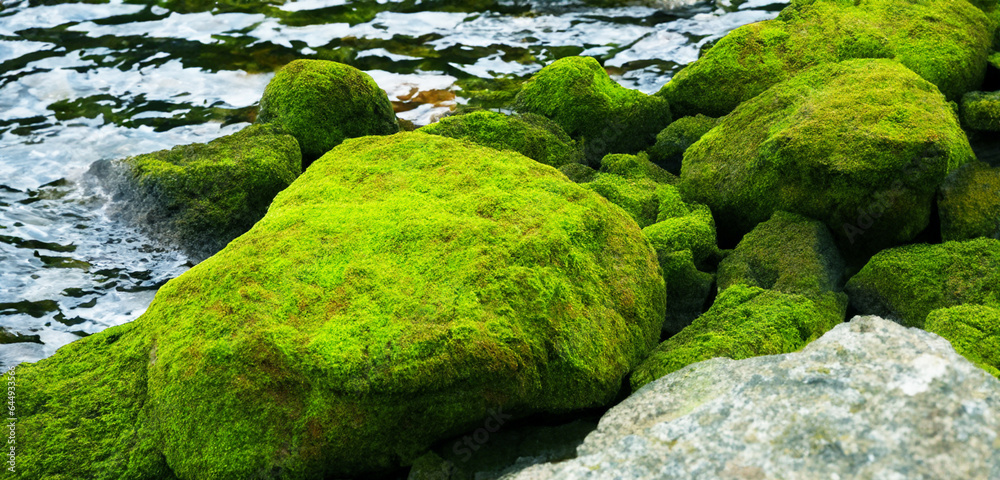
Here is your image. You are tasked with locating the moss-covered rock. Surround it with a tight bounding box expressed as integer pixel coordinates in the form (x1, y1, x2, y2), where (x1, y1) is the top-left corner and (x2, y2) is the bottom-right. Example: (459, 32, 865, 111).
(658, 0, 993, 117)
(584, 174, 662, 228)
(11, 132, 665, 479)
(647, 114, 718, 174)
(961, 90, 1000, 132)
(599, 152, 676, 184)
(717, 211, 845, 300)
(418, 111, 584, 168)
(658, 250, 714, 336)
(938, 161, 1000, 241)
(559, 163, 597, 183)
(845, 238, 1000, 328)
(629, 284, 846, 390)
(100, 123, 301, 261)
(679, 59, 975, 255)
(257, 59, 399, 164)
(925, 305, 1000, 377)
(642, 206, 717, 269)
(513, 56, 672, 165)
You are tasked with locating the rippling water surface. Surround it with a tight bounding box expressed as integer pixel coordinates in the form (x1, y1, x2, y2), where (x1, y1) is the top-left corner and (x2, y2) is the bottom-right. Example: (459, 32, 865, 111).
(0, 0, 788, 368)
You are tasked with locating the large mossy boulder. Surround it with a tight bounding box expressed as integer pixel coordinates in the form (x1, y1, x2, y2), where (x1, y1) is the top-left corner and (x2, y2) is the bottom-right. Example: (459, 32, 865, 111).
(658, 0, 994, 117)
(629, 284, 846, 390)
(513, 56, 672, 165)
(646, 114, 718, 174)
(717, 211, 845, 299)
(9, 132, 665, 480)
(257, 59, 399, 164)
(679, 59, 975, 255)
(938, 161, 1000, 241)
(845, 238, 1000, 328)
(98, 123, 301, 261)
(961, 90, 1000, 131)
(418, 110, 584, 168)
(925, 304, 1000, 377)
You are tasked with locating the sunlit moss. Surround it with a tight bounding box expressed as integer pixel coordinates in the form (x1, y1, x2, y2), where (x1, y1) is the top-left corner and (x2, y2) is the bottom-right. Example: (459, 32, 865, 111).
(925, 304, 1000, 378)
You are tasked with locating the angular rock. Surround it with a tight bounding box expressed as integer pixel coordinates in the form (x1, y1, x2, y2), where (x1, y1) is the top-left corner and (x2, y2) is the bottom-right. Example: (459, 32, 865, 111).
(925, 304, 1000, 377)
(938, 161, 1000, 241)
(646, 114, 717, 174)
(630, 284, 846, 390)
(659, 0, 993, 117)
(679, 59, 975, 255)
(513, 56, 672, 165)
(96, 123, 301, 261)
(642, 204, 717, 269)
(961, 90, 1000, 131)
(257, 59, 399, 164)
(8, 132, 665, 479)
(419, 111, 584, 168)
(845, 238, 1000, 328)
(506, 316, 1000, 480)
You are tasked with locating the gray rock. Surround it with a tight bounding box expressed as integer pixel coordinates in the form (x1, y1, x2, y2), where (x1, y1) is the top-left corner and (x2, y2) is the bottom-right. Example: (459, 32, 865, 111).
(504, 316, 1000, 480)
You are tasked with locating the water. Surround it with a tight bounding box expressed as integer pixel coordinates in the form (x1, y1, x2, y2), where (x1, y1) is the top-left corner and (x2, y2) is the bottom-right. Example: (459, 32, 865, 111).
(0, 0, 788, 369)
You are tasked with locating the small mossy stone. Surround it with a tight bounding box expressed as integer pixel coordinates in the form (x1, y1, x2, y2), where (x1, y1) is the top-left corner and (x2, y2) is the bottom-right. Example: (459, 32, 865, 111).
(717, 211, 845, 300)
(599, 152, 677, 184)
(925, 304, 1000, 378)
(513, 56, 672, 165)
(257, 59, 399, 164)
(418, 111, 584, 168)
(630, 284, 847, 391)
(642, 209, 718, 269)
(658, 0, 993, 117)
(845, 238, 1000, 328)
(105, 123, 302, 261)
(659, 249, 714, 336)
(679, 59, 975, 256)
(961, 91, 1000, 132)
(647, 115, 718, 174)
(655, 183, 689, 222)
(939, 161, 1000, 241)
(584, 173, 662, 228)
(559, 163, 597, 183)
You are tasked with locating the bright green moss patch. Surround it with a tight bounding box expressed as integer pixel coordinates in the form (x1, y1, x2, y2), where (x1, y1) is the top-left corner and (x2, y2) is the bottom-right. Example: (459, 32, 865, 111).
(717, 211, 845, 299)
(961, 91, 1000, 132)
(647, 114, 718, 174)
(513, 56, 672, 165)
(108, 123, 301, 261)
(559, 163, 597, 183)
(257, 59, 399, 164)
(679, 59, 975, 256)
(584, 174, 661, 228)
(642, 207, 717, 269)
(845, 238, 1000, 328)
(630, 284, 846, 390)
(938, 161, 1000, 241)
(599, 152, 677, 184)
(658, 0, 993, 117)
(925, 305, 1000, 378)
(418, 111, 584, 168)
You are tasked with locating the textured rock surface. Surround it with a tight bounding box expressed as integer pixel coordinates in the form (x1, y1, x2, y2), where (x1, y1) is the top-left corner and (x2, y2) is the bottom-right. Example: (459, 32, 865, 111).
(506, 316, 1000, 480)
(646, 114, 718, 174)
(938, 161, 1000, 241)
(926, 304, 1000, 377)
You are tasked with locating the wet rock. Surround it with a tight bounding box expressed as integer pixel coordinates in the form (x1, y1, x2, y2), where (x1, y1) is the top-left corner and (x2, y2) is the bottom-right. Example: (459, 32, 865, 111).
(506, 316, 1000, 480)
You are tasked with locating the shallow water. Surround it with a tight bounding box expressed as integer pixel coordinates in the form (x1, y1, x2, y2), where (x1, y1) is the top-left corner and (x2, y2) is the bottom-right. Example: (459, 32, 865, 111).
(0, 0, 788, 369)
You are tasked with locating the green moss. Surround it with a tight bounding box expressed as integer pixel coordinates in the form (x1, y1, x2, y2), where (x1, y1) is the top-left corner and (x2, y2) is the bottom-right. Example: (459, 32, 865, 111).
(990, 51, 1000, 70)
(659, 249, 715, 336)
(938, 161, 1000, 241)
(658, 0, 993, 117)
(647, 114, 718, 174)
(961, 90, 1000, 132)
(14, 132, 665, 479)
(257, 59, 399, 164)
(418, 111, 584, 168)
(585, 174, 662, 228)
(717, 211, 844, 299)
(642, 208, 717, 269)
(845, 238, 1000, 328)
(599, 152, 677, 184)
(925, 305, 1000, 378)
(513, 56, 672, 165)
(559, 163, 597, 183)
(679, 59, 975, 256)
(630, 284, 846, 390)
(112, 123, 301, 261)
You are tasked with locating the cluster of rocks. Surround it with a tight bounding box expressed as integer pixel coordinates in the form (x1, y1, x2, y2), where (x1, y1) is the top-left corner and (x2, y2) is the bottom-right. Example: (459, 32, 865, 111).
(6, 0, 1000, 478)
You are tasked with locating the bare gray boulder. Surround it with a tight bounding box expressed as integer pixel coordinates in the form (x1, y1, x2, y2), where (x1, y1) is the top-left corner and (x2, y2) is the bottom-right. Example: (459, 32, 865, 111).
(503, 316, 1000, 480)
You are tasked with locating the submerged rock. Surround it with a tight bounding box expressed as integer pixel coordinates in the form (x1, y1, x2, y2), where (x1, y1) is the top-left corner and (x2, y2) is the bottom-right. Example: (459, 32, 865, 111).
(95, 123, 301, 261)
(9, 132, 665, 479)
(679, 59, 974, 255)
(938, 161, 1000, 241)
(961, 90, 1000, 131)
(845, 238, 1000, 328)
(659, 0, 993, 117)
(257, 59, 399, 164)
(506, 316, 1000, 480)
(513, 56, 672, 165)
(419, 111, 584, 168)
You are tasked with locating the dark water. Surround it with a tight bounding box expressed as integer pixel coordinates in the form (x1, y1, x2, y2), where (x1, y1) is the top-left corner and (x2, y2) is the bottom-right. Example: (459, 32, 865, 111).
(0, 0, 788, 369)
